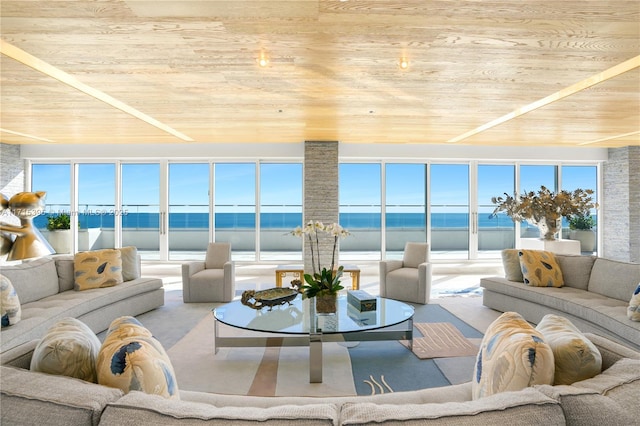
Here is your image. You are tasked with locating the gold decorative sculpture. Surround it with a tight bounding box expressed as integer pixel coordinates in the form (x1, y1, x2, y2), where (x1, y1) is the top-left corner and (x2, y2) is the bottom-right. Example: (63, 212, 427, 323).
(0, 191, 54, 261)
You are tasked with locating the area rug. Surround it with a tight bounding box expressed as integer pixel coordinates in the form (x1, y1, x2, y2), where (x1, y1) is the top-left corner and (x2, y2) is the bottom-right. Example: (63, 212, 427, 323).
(160, 301, 483, 397)
(400, 322, 478, 359)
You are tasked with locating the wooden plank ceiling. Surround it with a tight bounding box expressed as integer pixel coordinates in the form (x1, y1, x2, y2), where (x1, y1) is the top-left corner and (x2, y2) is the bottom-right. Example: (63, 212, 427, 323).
(1, 0, 638, 147)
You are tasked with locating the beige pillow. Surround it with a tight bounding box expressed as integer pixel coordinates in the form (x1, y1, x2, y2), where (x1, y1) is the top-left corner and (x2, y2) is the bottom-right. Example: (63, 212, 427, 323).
(501, 249, 524, 282)
(118, 246, 140, 281)
(518, 250, 564, 287)
(97, 316, 180, 399)
(1, 274, 21, 327)
(535, 314, 601, 385)
(74, 249, 123, 291)
(628, 283, 640, 321)
(30, 317, 101, 382)
(472, 311, 554, 400)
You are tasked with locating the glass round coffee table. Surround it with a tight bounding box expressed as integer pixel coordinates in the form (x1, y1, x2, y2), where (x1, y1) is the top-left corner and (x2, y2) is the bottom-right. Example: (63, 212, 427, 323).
(213, 294, 414, 383)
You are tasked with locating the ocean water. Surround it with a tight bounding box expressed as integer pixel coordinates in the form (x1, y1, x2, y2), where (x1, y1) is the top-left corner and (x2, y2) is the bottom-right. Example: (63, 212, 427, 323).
(36, 212, 525, 229)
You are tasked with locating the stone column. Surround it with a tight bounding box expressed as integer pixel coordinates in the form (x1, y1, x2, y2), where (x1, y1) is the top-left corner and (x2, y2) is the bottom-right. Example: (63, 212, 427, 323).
(304, 141, 339, 273)
(603, 146, 640, 262)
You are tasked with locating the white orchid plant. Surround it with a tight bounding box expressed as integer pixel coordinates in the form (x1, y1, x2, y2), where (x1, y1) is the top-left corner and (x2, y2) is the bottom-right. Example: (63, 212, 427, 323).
(290, 220, 350, 298)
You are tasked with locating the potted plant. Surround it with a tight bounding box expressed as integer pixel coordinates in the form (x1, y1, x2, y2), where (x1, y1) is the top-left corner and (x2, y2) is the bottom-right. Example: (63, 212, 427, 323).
(290, 221, 350, 313)
(491, 186, 597, 240)
(568, 214, 596, 252)
(46, 213, 72, 253)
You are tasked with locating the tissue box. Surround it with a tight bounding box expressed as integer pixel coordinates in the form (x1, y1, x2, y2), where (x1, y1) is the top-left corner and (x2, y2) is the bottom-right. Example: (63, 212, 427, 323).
(347, 304, 377, 326)
(347, 290, 377, 312)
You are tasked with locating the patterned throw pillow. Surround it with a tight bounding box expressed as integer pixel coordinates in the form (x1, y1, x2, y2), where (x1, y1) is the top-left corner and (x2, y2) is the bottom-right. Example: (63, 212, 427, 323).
(518, 250, 564, 287)
(472, 311, 554, 400)
(74, 249, 123, 291)
(97, 316, 179, 399)
(535, 314, 601, 385)
(628, 283, 640, 321)
(0, 274, 21, 327)
(30, 317, 101, 382)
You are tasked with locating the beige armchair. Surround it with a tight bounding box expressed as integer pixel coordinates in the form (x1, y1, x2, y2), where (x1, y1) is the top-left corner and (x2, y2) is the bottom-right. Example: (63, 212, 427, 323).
(379, 242, 432, 304)
(182, 242, 235, 303)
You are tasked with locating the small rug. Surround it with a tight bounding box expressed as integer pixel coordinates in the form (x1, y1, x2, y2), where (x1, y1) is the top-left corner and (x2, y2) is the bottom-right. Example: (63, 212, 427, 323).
(400, 322, 478, 359)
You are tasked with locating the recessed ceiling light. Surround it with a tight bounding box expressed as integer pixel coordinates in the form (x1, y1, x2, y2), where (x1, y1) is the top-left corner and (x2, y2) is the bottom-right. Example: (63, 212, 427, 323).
(399, 58, 409, 69)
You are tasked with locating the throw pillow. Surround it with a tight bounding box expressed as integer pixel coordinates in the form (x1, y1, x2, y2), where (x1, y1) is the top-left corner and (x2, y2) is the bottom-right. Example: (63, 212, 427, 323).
(74, 249, 123, 291)
(97, 316, 180, 399)
(501, 249, 524, 282)
(472, 311, 554, 400)
(30, 317, 101, 382)
(518, 250, 564, 287)
(628, 283, 640, 322)
(535, 314, 602, 385)
(0, 274, 21, 327)
(118, 246, 140, 281)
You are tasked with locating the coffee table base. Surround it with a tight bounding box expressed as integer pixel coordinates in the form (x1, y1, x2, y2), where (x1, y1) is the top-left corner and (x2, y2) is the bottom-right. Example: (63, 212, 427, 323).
(214, 318, 413, 383)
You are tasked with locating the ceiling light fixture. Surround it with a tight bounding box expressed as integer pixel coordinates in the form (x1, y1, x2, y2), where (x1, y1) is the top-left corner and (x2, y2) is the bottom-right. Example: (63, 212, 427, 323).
(399, 58, 409, 69)
(257, 52, 269, 67)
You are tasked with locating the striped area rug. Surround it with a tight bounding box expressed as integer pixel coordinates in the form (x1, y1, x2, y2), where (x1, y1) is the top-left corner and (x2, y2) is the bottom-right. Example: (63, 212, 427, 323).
(401, 322, 479, 359)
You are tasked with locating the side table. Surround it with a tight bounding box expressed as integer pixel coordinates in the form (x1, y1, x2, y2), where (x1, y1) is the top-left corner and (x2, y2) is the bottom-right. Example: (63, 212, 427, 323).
(275, 264, 360, 290)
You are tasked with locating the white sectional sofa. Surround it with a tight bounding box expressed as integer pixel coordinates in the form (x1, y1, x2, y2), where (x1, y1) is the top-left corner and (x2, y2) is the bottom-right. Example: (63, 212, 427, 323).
(1, 333, 638, 425)
(481, 252, 640, 350)
(0, 251, 164, 360)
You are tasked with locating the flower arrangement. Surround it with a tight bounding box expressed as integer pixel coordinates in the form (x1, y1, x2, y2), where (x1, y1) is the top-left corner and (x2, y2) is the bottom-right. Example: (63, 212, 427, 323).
(290, 221, 350, 299)
(491, 186, 597, 240)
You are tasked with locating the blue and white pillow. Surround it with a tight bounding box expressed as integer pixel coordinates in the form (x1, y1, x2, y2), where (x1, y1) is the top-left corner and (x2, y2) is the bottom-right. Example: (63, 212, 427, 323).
(1, 274, 21, 327)
(628, 283, 640, 322)
(97, 316, 179, 399)
(472, 311, 554, 400)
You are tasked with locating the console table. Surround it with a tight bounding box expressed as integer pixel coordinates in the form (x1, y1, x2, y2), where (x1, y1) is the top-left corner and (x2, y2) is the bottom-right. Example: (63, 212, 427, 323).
(520, 238, 581, 255)
(275, 264, 361, 290)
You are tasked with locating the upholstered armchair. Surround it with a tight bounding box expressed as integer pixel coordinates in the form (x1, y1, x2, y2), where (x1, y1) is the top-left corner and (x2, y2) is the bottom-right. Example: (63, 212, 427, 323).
(379, 242, 432, 304)
(182, 242, 235, 303)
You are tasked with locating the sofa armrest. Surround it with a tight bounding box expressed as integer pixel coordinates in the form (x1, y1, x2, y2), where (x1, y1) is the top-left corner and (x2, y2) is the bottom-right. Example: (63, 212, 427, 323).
(379, 260, 403, 298)
(0, 340, 38, 369)
(585, 333, 640, 370)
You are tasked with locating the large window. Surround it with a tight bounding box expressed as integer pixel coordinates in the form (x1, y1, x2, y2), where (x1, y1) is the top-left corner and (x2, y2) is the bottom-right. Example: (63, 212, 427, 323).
(214, 163, 256, 260)
(384, 164, 426, 259)
(121, 163, 160, 259)
(78, 163, 116, 250)
(430, 164, 469, 260)
(340, 163, 382, 260)
(562, 165, 598, 253)
(259, 163, 303, 261)
(168, 163, 210, 259)
(478, 164, 515, 256)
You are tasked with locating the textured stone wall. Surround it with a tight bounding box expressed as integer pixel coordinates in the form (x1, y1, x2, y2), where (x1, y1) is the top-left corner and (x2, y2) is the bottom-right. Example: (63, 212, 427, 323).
(603, 146, 640, 262)
(0, 143, 24, 196)
(303, 141, 339, 273)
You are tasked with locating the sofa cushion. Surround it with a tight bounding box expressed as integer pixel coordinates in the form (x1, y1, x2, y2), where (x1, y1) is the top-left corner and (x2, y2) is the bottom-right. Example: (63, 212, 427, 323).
(518, 250, 564, 287)
(118, 246, 140, 281)
(535, 384, 635, 425)
(571, 358, 640, 416)
(554, 254, 596, 290)
(53, 254, 75, 291)
(627, 283, 640, 321)
(100, 391, 337, 425)
(535, 314, 601, 385)
(0, 257, 59, 304)
(97, 316, 179, 399)
(74, 249, 123, 291)
(30, 317, 101, 383)
(588, 258, 640, 302)
(1, 274, 21, 327)
(0, 365, 124, 426)
(501, 249, 523, 282)
(472, 311, 554, 400)
(340, 388, 564, 425)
